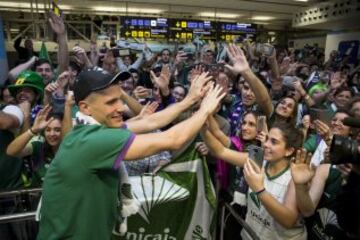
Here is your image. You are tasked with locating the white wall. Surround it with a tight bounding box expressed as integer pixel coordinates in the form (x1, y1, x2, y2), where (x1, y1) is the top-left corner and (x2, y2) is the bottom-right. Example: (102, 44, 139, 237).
(325, 31, 360, 61)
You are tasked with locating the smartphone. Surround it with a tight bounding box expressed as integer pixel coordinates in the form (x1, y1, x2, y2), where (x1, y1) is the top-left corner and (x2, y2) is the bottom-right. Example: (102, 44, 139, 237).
(257, 115, 268, 133)
(247, 145, 264, 168)
(255, 43, 274, 57)
(52, 1, 62, 17)
(309, 108, 334, 125)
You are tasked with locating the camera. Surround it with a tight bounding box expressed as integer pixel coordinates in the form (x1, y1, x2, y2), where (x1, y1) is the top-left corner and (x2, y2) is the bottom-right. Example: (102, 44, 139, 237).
(329, 135, 360, 165)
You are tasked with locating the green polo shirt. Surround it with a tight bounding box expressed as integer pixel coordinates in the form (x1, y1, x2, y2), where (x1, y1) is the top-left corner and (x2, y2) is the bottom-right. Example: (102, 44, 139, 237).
(37, 124, 135, 240)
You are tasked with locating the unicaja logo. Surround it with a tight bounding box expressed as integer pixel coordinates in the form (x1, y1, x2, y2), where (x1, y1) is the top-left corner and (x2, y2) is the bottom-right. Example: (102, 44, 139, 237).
(130, 176, 190, 223)
(192, 225, 207, 240)
(125, 227, 176, 240)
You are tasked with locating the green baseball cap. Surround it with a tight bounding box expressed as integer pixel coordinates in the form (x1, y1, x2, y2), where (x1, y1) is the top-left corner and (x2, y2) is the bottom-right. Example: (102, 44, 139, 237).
(8, 71, 45, 100)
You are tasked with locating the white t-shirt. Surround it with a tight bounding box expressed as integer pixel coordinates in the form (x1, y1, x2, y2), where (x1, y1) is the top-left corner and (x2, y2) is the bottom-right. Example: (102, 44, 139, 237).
(311, 139, 327, 167)
(2, 105, 24, 132)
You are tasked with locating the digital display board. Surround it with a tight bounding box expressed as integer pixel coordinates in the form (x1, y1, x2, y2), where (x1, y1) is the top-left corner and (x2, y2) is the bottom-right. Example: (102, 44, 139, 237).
(169, 19, 217, 41)
(121, 17, 169, 39)
(218, 22, 256, 42)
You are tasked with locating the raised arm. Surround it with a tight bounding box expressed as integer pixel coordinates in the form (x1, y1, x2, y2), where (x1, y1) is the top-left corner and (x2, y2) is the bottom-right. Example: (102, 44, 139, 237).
(207, 114, 230, 147)
(126, 72, 212, 133)
(291, 149, 329, 217)
(201, 129, 247, 167)
(49, 11, 69, 74)
(8, 56, 37, 82)
(119, 87, 143, 116)
(225, 44, 273, 117)
(124, 85, 225, 160)
(7, 105, 53, 157)
(62, 92, 75, 137)
(130, 53, 144, 70)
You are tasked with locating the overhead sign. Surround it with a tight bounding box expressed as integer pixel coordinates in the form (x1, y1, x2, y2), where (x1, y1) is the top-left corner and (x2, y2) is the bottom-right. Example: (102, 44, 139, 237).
(169, 19, 217, 41)
(218, 22, 257, 42)
(121, 17, 169, 39)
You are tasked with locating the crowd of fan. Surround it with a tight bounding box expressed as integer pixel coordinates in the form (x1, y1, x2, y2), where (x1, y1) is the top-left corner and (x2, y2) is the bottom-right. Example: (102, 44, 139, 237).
(1, 11, 360, 240)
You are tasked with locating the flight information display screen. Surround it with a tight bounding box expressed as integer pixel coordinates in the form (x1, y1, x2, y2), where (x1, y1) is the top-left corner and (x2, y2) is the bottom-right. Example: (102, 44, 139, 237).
(120, 17, 169, 39)
(218, 22, 257, 42)
(169, 19, 217, 41)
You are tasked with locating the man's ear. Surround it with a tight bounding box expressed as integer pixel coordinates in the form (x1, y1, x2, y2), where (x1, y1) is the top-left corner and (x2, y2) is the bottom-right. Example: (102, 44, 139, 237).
(78, 100, 91, 116)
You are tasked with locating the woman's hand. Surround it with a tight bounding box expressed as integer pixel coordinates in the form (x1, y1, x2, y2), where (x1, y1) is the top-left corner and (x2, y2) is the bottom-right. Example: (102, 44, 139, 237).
(290, 149, 315, 186)
(244, 159, 265, 192)
(314, 119, 332, 145)
(31, 105, 54, 134)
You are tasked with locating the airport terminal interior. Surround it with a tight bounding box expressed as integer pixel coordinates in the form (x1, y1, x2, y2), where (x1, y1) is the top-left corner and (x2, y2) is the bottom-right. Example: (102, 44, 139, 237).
(0, 0, 360, 239)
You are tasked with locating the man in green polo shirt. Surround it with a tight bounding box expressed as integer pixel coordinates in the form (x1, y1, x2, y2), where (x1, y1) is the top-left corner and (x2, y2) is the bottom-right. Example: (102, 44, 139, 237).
(37, 68, 224, 240)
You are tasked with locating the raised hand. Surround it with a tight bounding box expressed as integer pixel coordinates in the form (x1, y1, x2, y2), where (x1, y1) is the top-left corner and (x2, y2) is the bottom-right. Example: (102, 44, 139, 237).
(31, 105, 54, 134)
(187, 71, 213, 102)
(256, 131, 267, 145)
(49, 11, 66, 36)
(138, 101, 159, 118)
(225, 43, 250, 74)
(133, 86, 152, 99)
(56, 71, 70, 89)
(199, 84, 226, 115)
(189, 64, 206, 82)
(45, 82, 61, 94)
(150, 64, 171, 90)
(290, 149, 315, 185)
(174, 51, 188, 65)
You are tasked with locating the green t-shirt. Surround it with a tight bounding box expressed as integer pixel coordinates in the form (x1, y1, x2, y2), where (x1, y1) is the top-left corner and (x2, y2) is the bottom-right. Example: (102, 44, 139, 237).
(37, 124, 135, 240)
(305, 166, 346, 240)
(304, 134, 319, 153)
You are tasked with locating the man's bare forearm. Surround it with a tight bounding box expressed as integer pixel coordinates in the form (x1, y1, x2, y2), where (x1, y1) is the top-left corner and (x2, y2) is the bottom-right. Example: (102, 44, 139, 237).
(242, 69, 273, 117)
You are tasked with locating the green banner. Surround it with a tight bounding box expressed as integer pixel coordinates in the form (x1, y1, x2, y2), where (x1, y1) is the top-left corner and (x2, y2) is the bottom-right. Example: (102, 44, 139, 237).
(113, 144, 216, 240)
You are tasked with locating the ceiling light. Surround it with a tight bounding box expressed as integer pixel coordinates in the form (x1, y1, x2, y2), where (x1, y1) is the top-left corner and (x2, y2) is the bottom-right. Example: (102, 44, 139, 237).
(92, 6, 162, 14)
(92, 6, 126, 12)
(128, 8, 163, 14)
(199, 12, 241, 19)
(294, 0, 308, 2)
(251, 16, 275, 21)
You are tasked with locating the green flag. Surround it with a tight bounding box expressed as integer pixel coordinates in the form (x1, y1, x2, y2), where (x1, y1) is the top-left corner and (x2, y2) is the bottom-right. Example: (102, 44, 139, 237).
(113, 142, 217, 240)
(39, 41, 51, 64)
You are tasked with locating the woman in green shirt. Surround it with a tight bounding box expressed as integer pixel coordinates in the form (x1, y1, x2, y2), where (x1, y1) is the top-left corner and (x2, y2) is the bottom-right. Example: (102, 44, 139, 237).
(6, 105, 63, 186)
